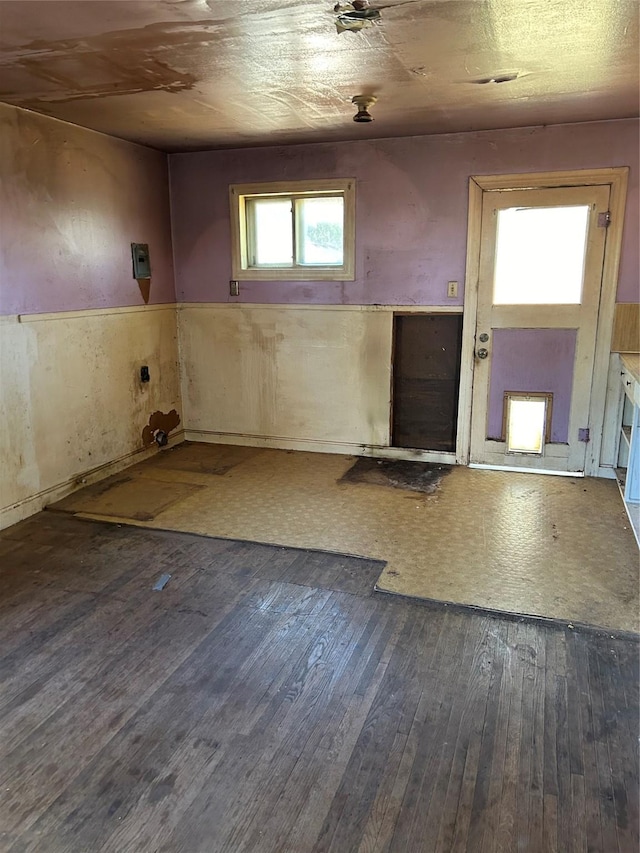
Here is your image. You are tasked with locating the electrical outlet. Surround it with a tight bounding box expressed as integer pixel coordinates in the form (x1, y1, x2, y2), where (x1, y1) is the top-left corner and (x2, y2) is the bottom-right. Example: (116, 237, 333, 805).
(229, 280, 239, 296)
(447, 280, 458, 298)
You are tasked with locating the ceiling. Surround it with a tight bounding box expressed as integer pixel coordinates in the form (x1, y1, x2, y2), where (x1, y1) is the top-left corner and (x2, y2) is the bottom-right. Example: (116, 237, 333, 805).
(0, 0, 638, 152)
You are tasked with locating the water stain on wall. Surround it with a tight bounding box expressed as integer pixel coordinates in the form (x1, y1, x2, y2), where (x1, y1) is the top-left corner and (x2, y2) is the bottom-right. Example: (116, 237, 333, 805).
(142, 409, 181, 446)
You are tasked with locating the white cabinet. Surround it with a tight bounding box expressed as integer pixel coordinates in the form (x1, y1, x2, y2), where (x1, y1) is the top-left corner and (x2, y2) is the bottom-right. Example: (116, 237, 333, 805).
(615, 354, 640, 546)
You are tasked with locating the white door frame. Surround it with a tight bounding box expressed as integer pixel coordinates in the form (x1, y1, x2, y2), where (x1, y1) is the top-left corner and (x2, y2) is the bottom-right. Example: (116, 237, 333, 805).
(456, 168, 629, 477)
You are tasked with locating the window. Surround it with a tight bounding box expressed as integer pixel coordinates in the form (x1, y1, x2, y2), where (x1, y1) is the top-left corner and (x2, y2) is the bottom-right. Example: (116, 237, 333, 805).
(229, 179, 355, 281)
(493, 205, 589, 305)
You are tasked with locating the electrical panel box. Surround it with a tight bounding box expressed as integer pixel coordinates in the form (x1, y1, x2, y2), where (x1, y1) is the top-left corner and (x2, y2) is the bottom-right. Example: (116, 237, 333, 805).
(131, 243, 151, 279)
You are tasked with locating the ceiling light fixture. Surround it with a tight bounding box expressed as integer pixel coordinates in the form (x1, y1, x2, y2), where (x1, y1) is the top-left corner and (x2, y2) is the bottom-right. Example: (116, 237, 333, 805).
(351, 94, 377, 122)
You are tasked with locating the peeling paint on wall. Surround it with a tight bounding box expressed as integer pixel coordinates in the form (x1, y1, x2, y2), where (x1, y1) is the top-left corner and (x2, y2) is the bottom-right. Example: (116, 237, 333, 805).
(137, 279, 151, 304)
(142, 409, 181, 446)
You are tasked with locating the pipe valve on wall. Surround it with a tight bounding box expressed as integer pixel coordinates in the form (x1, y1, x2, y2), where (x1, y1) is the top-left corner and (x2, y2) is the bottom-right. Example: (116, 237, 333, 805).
(152, 429, 168, 447)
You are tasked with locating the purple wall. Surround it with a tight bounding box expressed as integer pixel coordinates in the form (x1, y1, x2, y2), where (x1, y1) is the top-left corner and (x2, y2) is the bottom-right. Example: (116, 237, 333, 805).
(0, 104, 176, 315)
(487, 329, 577, 443)
(170, 118, 639, 306)
(2, 105, 635, 317)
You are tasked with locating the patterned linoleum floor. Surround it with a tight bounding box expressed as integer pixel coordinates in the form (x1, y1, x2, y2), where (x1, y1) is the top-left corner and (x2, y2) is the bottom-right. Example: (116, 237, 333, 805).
(51, 442, 640, 634)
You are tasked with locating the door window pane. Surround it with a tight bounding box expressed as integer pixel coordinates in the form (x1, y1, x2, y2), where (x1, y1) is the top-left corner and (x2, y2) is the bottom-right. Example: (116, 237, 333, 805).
(493, 206, 589, 305)
(249, 198, 293, 266)
(296, 197, 344, 265)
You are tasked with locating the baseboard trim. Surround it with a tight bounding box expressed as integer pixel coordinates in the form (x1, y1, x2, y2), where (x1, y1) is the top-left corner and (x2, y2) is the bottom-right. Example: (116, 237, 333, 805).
(184, 430, 457, 464)
(469, 463, 585, 477)
(363, 446, 456, 464)
(1, 430, 185, 530)
(596, 465, 617, 480)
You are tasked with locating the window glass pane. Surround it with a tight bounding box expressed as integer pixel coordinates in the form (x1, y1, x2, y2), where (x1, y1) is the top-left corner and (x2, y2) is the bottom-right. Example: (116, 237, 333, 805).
(506, 397, 547, 454)
(297, 197, 344, 266)
(250, 198, 293, 266)
(493, 206, 589, 305)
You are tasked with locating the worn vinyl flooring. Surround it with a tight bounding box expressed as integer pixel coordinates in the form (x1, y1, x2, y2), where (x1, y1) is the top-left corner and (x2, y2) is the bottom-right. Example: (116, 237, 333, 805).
(0, 513, 638, 853)
(51, 442, 640, 633)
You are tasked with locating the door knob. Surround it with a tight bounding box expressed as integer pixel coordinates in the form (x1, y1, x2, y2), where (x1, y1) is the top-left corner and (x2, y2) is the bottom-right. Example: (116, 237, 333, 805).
(478, 333, 489, 342)
(476, 348, 489, 359)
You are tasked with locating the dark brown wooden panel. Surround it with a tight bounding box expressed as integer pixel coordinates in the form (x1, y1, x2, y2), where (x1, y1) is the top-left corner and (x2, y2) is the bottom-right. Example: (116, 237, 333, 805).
(0, 513, 638, 853)
(392, 313, 463, 451)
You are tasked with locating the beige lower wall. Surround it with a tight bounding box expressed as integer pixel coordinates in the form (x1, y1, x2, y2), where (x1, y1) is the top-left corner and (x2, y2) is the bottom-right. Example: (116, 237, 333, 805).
(3, 300, 624, 532)
(177, 304, 463, 458)
(178, 304, 393, 450)
(1, 305, 182, 528)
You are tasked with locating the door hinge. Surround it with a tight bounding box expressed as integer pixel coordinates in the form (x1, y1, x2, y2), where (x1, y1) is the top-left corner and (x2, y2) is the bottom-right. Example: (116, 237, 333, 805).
(597, 211, 611, 228)
(578, 428, 590, 443)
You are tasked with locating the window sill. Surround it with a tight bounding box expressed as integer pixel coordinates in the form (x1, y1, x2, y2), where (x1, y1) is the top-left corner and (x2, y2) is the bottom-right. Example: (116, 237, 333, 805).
(233, 266, 355, 282)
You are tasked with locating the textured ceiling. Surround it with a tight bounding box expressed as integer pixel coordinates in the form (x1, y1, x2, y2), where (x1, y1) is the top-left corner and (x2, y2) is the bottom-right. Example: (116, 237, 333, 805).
(0, 0, 638, 152)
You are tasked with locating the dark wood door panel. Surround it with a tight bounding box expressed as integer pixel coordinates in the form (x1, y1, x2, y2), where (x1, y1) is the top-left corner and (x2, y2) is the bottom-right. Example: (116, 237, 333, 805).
(392, 314, 463, 451)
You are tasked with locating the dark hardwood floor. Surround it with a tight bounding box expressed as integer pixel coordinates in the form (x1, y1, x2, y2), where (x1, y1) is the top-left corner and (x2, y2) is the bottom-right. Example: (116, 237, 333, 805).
(0, 512, 638, 853)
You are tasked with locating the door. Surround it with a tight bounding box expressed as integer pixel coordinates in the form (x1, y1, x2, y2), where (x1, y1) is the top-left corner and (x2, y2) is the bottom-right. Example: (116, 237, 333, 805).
(392, 314, 463, 451)
(469, 184, 610, 473)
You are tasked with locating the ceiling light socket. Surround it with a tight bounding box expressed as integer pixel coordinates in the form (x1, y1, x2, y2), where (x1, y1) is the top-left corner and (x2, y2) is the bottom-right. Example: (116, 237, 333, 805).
(351, 94, 377, 123)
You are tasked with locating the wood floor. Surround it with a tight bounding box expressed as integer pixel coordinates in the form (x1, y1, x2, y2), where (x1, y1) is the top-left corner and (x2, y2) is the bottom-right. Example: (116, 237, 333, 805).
(0, 513, 638, 853)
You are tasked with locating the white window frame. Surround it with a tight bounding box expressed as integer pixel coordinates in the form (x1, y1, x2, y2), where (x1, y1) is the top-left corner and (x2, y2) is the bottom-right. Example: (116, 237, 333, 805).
(229, 178, 356, 281)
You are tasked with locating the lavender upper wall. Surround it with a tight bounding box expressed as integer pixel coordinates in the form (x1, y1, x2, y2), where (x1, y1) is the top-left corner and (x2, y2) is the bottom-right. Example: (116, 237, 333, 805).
(170, 119, 639, 306)
(0, 103, 176, 316)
